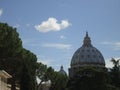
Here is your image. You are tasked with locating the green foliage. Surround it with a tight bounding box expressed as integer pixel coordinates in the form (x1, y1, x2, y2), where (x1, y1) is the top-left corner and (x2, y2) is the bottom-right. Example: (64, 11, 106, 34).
(67, 67, 111, 90)
(36, 62, 47, 82)
(20, 64, 32, 90)
(0, 23, 23, 90)
(106, 84, 120, 90)
(46, 67, 55, 82)
(0, 22, 37, 90)
(0, 23, 22, 57)
(36, 64, 68, 90)
(109, 58, 120, 88)
(49, 71, 68, 90)
(20, 49, 37, 90)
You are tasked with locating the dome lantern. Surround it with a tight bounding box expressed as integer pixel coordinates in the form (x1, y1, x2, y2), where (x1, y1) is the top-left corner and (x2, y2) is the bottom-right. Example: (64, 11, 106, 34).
(83, 32, 92, 47)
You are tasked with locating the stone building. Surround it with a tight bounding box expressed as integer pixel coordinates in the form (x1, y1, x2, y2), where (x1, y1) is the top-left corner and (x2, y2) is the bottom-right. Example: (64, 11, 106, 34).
(69, 32, 105, 77)
(39, 81, 51, 90)
(0, 70, 12, 90)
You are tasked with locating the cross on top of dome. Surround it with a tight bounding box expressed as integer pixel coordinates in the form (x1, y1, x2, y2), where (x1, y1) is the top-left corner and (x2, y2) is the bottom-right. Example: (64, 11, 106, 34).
(83, 32, 92, 47)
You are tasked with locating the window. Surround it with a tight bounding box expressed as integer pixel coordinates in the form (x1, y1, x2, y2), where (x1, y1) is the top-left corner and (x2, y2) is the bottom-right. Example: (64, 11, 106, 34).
(81, 55, 84, 58)
(88, 55, 90, 58)
(93, 55, 96, 58)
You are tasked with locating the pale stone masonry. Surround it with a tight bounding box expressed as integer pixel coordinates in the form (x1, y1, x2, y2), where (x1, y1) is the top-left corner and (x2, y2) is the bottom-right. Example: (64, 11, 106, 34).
(0, 70, 12, 90)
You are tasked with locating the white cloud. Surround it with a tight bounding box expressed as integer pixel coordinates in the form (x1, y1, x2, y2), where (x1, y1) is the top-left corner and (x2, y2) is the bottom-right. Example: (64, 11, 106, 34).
(105, 59, 113, 68)
(22, 38, 34, 45)
(60, 35, 66, 39)
(26, 24, 30, 27)
(102, 41, 120, 50)
(37, 55, 54, 66)
(38, 58, 51, 65)
(42, 43, 71, 50)
(35, 17, 71, 33)
(105, 57, 120, 68)
(13, 24, 20, 28)
(0, 9, 3, 16)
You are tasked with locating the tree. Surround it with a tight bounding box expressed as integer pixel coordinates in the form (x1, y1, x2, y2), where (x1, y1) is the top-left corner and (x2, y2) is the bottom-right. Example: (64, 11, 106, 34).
(20, 63, 32, 90)
(44, 67, 68, 90)
(0, 23, 23, 90)
(66, 67, 112, 90)
(0, 23, 37, 90)
(45, 67, 55, 82)
(21, 49, 37, 90)
(0, 23, 22, 57)
(49, 71, 68, 90)
(111, 58, 120, 68)
(110, 58, 120, 88)
(36, 62, 47, 88)
(36, 65, 68, 90)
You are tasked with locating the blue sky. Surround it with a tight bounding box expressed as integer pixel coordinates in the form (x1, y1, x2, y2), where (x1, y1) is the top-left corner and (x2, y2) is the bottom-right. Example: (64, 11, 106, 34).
(0, 0, 120, 73)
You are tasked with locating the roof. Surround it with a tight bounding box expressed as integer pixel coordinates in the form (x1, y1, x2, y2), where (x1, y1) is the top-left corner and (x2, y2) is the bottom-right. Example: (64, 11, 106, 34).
(71, 32, 105, 68)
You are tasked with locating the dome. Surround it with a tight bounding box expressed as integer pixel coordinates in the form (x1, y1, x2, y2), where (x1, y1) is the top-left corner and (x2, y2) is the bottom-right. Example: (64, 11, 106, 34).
(59, 66, 67, 75)
(71, 32, 105, 68)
